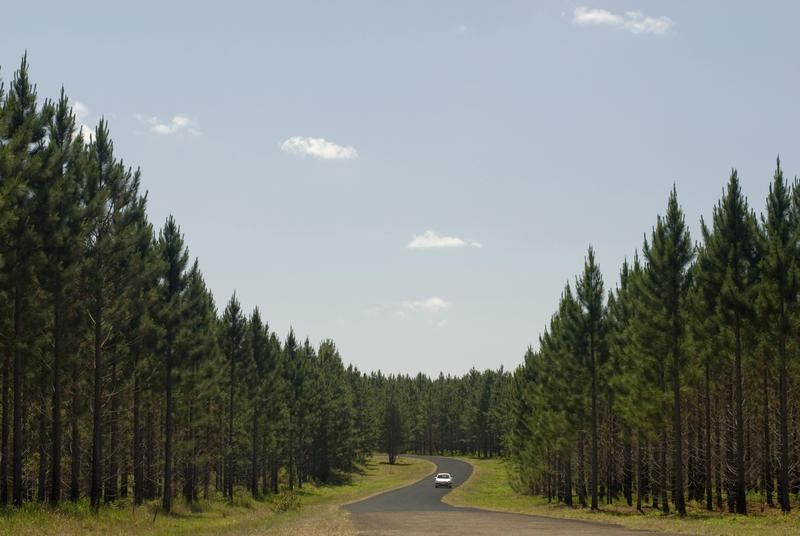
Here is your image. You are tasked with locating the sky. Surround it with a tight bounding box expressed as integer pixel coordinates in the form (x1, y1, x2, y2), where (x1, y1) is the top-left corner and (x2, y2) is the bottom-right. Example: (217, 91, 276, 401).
(3, 1, 800, 377)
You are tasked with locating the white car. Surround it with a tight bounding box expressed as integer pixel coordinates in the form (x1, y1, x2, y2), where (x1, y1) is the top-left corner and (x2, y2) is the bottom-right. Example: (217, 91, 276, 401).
(434, 472, 453, 488)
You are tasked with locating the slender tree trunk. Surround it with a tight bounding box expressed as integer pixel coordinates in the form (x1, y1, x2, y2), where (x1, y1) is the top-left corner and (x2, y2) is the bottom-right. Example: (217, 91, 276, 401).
(590, 335, 598, 511)
(651, 440, 659, 509)
(106, 354, 118, 502)
(623, 424, 632, 506)
(727, 380, 736, 513)
(672, 316, 685, 514)
(660, 430, 669, 513)
(13, 287, 24, 506)
(184, 395, 195, 503)
(577, 424, 586, 507)
(133, 351, 142, 505)
(763, 361, 773, 506)
(90, 288, 103, 509)
(778, 330, 790, 512)
(565, 457, 573, 506)
(288, 418, 294, 492)
(271, 456, 279, 494)
(705, 361, 713, 510)
(145, 410, 154, 500)
(50, 280, 63, 505)
(733, 316, 747, 514)
(163, 362, 173, 512)
(227, 352, 234, 500)
(251, 405, 258, 498)
(1, 346, 9, 505)
(37, 387, 47, 502)
(120, 457, 128, 498)
(636, 439, 645, 512)
(688, 409, 696, 502)
(70, 388, 80, 502)
(715, 407, 723, 510)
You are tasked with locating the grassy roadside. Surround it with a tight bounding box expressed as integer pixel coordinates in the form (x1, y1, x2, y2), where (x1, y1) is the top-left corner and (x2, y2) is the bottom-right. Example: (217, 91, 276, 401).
(0, 455, 434, 536)
(444, 456, 800, 536)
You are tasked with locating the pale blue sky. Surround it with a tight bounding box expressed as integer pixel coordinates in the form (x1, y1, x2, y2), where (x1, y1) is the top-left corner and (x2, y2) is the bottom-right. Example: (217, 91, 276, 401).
(4, 1, 800, 375)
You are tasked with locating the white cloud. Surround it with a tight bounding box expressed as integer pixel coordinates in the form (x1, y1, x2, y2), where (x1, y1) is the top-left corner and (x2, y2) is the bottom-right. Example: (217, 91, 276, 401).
(408, 230, 482, 249)
(135, 113, 201, 135)
(572, 7, 673, 35)
(71, 101, 95, 143)
(402, 297, 451, 313)
(280, 136, 358, 160)
(73, 101, 89, 120)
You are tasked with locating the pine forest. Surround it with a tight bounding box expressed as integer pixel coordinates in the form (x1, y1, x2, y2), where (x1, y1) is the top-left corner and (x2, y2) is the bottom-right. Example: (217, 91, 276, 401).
(1, 56, 799, 518)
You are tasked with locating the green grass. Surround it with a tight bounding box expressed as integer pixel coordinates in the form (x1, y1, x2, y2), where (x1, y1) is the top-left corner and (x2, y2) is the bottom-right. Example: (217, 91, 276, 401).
(444, 456, 800, 536)
(0, 455, 435, 536)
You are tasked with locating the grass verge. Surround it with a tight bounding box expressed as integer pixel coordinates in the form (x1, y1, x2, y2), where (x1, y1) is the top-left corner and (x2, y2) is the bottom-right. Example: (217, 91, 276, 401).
(0, 455, 434, 536)
(443, 456, 800, 536)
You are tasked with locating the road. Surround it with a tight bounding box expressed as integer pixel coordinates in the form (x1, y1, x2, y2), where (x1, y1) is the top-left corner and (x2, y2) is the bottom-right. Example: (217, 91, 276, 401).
(344, 455, 682, 536)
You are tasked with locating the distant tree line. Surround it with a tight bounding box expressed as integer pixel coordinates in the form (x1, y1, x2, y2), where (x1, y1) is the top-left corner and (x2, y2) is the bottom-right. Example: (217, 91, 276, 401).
(0, 56, 511, 512)
(507, 167, 800, 515)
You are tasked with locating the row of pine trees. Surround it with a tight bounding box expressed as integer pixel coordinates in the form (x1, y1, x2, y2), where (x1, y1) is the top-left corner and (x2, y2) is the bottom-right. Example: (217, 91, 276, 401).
(0, 57, 387, 510)
(0, 56, 513, 512)
(507, 165, 800, 515)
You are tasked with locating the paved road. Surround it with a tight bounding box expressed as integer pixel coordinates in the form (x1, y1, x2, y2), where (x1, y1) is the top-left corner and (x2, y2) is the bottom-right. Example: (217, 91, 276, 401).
(345, 455, 476, 513)
(345, 455, 683, 536)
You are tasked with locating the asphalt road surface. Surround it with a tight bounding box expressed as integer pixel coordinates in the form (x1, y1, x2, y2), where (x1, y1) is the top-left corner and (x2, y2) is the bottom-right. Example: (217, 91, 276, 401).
(345, 455, 682, 536)
(345, 455, 476, 513)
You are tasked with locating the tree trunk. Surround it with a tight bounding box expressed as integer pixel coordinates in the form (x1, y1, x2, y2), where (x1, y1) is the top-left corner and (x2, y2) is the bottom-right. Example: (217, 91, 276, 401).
(145, 410, 154, 499)
(763, 361, 773, 506)
(590, 335, 598, 510)
(671, 317, 685, 514)
(660, 430, 669, 513)
(623, 424, 632, 506)
(251, 405, 258, 498)
(133, 352, 142, 505)
(163, 362, 173, 512)
(564, 457, 573, 506)
(70, 388, 80, 502)
(636, 439, 645, 511)
(733, 316, 747, 514)
(227, 351, 235, 500)
(705, 361, 713, 510)
(90, 288, 103, 509)
(13, 287, 24, 507)
(50, 280, 63, 505)
(106, 353, 118, 502)
(577, 423, 586, 507)
(37, 388, 47, 502)
(778, 330, 790, 512)
(1, 345, 9, 505)
(715, 407, 723, 510)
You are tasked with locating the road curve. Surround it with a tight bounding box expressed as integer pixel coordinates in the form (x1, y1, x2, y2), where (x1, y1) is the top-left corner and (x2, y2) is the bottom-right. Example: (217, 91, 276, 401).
(345, 455, 683, 536)
(345, 455, 476, 513)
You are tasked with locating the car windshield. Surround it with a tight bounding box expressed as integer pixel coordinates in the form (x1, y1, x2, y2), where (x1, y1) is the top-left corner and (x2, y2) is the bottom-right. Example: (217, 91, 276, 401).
(437, 474, 450, 478)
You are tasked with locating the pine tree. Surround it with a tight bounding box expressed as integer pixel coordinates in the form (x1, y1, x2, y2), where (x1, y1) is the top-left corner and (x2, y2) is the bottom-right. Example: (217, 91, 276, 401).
(759, 158, 797, 513)
(35, 89, 86, 506)
(697, 170, 759, 515)
(157, 216, 189, 512)
(83, 119, 141, 508)
(0, 54, 51, 506)
(640, 187, 693, 514)
(221, 294, 247, 499)
(576, 246, 605, 510)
